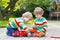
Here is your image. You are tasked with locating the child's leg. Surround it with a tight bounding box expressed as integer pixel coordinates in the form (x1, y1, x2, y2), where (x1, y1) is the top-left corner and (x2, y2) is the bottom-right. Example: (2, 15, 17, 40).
(6, 26, 18, 36)
(33, 32, 45, 37)
(7, 28, 14, 36)
(27, 28, 37, 37)
(12, 30, 28, 37)
(31, 28, 46, 37)
(29, 28, 46, 37)
(33, 28, 47, 37)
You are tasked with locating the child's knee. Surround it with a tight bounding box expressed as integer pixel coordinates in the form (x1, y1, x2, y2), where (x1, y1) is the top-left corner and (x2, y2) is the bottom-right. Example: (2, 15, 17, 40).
(33, 32, 45, 37)
(6, 28, 16, 36)
(6, 31, 12, 36)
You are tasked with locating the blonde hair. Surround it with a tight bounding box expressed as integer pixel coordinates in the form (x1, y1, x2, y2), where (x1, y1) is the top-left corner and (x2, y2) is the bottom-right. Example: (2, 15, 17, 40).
(34, 7, 44, 15)
(22, 12, 33, 19)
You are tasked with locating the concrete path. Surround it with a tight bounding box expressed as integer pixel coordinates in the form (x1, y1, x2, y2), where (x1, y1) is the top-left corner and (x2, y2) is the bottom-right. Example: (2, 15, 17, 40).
(0, 20, 60, 40)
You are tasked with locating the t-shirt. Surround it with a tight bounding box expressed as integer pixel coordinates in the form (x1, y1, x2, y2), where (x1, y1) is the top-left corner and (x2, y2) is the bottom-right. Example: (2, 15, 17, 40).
(34, 17, 48, 32)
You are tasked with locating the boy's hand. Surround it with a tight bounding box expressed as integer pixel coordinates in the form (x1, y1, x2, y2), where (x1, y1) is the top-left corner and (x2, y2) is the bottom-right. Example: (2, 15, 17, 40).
(33, 26, 36, 29)
(28, 33, 31, 37)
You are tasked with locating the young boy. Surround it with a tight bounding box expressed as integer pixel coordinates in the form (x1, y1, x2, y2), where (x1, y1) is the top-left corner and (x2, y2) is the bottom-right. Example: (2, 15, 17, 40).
(6, 12, 33, 37)
(30, 7, 48, 37)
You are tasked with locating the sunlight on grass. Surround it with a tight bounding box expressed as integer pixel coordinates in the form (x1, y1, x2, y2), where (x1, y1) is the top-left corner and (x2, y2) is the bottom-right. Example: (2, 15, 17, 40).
(9, 18, 14, 21)
(0, 20, 9, 28)
(0, 17, 14, 28)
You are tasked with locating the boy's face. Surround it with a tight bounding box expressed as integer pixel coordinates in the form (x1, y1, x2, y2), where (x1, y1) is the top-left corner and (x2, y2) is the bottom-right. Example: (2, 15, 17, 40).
(35, 14, 42, 19)
(24, 17, 32, 22)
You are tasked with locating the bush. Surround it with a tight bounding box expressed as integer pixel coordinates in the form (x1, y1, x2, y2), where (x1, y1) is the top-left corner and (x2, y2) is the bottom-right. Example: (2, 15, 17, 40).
(13, 8, 26, 17)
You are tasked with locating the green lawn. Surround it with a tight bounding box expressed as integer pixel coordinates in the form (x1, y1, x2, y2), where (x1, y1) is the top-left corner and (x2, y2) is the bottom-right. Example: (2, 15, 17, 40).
(0, 20, 9, 28)
(0, 17, 15, 28)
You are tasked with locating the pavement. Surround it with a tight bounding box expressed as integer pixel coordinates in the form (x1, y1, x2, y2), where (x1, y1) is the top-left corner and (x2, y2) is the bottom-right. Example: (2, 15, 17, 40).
(0, 20, 60, 40)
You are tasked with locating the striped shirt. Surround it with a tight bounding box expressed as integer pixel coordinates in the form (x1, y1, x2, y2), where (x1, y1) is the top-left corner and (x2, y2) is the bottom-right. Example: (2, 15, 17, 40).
(6, 17, 28, 30)
(34, 17, 48, 32)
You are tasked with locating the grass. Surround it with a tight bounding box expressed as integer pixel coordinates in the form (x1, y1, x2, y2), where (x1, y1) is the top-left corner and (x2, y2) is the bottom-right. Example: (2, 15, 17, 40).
(0, 17, 15, 28)
(0, 20, 9, 28)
